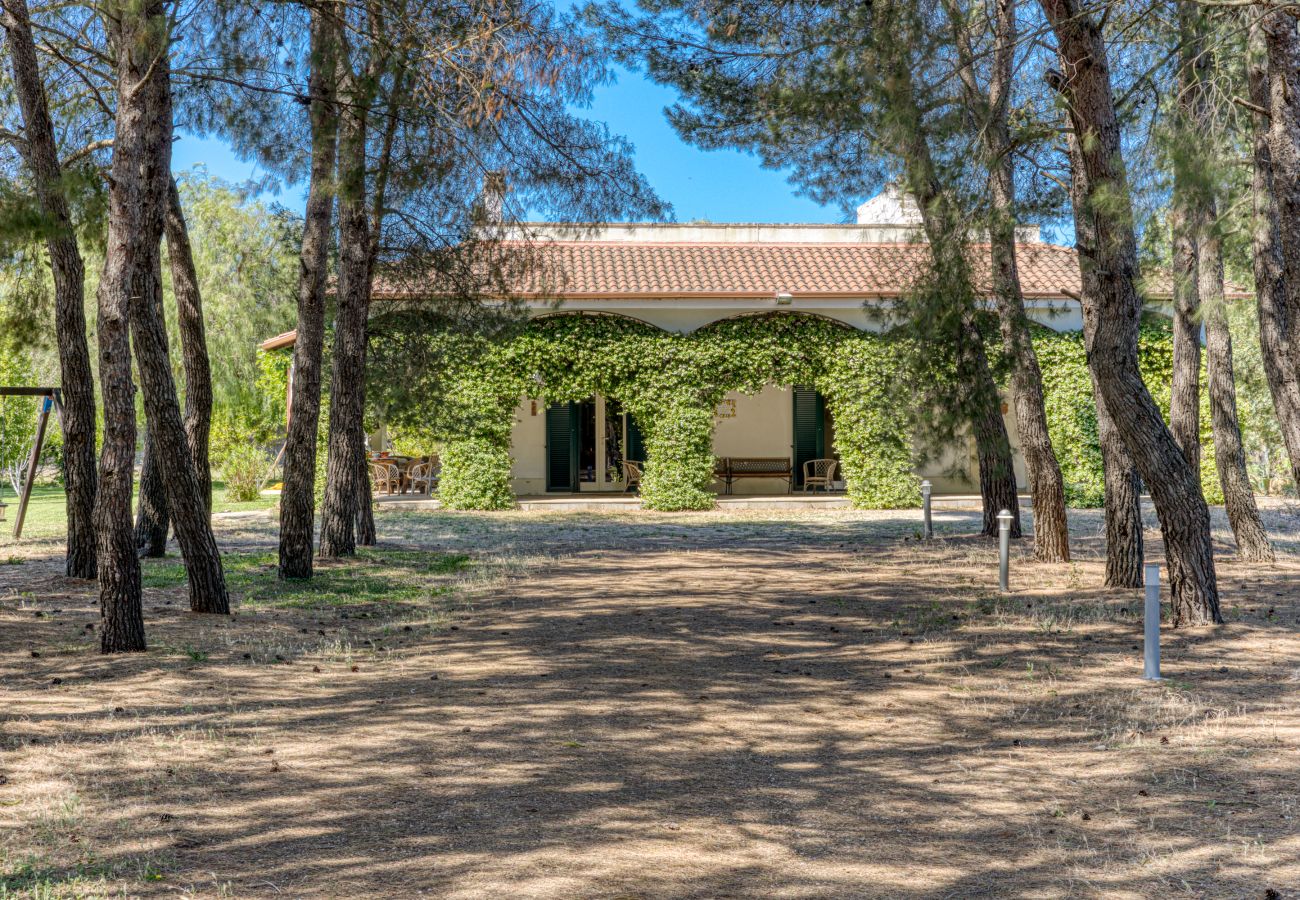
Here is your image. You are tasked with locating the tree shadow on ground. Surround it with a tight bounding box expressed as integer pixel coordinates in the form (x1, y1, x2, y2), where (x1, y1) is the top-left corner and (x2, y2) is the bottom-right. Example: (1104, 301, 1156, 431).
(2, 505, 1298, 898)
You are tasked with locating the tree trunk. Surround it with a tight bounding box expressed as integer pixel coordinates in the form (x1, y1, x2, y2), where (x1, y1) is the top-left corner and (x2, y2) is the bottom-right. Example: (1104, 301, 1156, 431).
(989, 229, 1063, 553)
(960, 316, 1023, 538)
(1, 0, 98, 579)
(1168, 2, 1209, 474)
(356, 451, 376, 545)
(95, 1, 170, 652)
(880, 44, 1021, 540)
(986, 141, 1063, 553)
(1248, 15, 1300, 491)
(1044, 0, 1220, 625)
(1204, 296, 1274, 561)
(134, 426, 168, 557)
(279, 3, 340, 579)
(108, 1, 229, 616)
(350, 65, 406, 552)
(945, 0, 1067, 558)
(1168, 198, 1202, 470)
(1174, 11, 1271, 562)
(1064, 135, 1144, 588)
(1261, 10, 1300, 355)
(1092, 373, 1145, 587)
(165, 177, 213, 515)
(319, 46, 373, 558)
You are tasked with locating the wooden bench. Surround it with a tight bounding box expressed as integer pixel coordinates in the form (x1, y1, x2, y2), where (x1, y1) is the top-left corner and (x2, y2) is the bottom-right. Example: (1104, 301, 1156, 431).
(718, 456, 793, 494)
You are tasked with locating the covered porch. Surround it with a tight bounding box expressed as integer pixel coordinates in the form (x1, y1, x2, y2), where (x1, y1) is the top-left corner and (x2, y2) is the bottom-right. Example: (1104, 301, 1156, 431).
(508, 385, 849, 497)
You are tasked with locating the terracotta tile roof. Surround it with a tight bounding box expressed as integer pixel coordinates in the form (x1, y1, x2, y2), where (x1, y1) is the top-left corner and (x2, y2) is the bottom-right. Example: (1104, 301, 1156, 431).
(372, 238, 1247, 301)
(436, 239, 1091, 300)
(258, 236, 1250, 348)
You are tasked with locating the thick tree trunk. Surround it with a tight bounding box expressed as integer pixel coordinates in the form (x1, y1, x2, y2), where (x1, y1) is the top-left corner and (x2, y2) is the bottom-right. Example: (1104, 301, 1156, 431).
(1044, 0, 1220, 625)
(1092, 374, 1145, 587)
(134, 426, 168, 557)
(1, 0, 97, 579)
(165, 178, 213, 515)
(1064, 144, 1144, 587)
(94, 1, 173, 652)
(1248, 16, 1300, 490)
(318, 50, 373, 558)
(108, 1, 229, 616)
(279, 4, 340, 579)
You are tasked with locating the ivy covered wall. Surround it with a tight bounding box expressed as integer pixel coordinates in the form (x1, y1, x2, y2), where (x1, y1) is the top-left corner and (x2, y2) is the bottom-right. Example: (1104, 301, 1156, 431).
(372, 312, 917, 511)
(270, 309, 1202, 513)
(1033, 317, 1222, 507)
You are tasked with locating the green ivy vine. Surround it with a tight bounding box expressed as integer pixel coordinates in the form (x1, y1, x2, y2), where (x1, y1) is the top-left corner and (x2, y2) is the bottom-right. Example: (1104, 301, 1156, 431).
(371, 312, 917, 511)
(263, 310, 1199, 514)
(1033, 316, 1222, 506)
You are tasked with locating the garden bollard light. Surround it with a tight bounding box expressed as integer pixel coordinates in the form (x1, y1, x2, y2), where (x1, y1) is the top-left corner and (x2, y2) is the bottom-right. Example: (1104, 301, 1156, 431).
(997, 509, 1013, 593)
(921, 479, 933, 539)
(1143, 563, 1162, 681)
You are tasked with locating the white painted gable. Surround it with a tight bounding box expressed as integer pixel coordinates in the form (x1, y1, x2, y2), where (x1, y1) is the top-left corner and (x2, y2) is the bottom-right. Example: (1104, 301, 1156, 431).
(855, 184, 924, 226)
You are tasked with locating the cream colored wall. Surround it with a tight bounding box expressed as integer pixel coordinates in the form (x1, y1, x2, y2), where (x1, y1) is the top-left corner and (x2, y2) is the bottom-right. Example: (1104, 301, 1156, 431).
(910, 400, 1029, 494)
(711, 386, 797, 494)
(510, 396, 548, 495)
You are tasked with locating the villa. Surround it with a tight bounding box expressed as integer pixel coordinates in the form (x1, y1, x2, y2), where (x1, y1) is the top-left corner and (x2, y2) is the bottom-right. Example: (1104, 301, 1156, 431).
(259, 187, 1196, 507)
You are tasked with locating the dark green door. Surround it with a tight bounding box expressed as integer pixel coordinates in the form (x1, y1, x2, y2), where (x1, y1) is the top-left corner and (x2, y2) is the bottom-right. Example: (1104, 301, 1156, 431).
(626, 414, 646, 463)
(792, 387, 825, 486)
(545, 402, 579, 492)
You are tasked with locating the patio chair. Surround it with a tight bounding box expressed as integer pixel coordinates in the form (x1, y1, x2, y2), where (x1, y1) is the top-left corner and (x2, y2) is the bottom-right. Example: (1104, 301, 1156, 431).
(371, 460, 403, 496)
(803, 458, 838, 492)
(624, 460, 643, 493)
(407, 458, 439, 495)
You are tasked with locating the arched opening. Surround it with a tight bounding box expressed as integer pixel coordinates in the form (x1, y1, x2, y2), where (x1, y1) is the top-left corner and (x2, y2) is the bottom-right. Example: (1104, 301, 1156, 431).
(692, 313, 861, 493)
(509, 312, 666, 496)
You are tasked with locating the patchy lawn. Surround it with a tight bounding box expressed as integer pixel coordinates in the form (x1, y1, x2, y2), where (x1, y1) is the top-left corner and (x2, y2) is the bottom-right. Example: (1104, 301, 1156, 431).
(1, 502, 1298, 898)
(0, 483, 277, 543)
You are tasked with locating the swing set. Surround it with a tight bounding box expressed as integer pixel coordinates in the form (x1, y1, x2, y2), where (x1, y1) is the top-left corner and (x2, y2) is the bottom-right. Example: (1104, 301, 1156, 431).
(0, 386, 61, 538)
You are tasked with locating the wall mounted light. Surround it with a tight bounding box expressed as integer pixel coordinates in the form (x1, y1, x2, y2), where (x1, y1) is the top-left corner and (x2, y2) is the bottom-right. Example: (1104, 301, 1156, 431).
(775, 292, 794, 305)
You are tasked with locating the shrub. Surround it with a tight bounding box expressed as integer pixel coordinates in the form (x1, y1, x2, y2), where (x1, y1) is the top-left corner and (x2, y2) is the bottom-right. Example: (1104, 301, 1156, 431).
(219, 441, 268, 502)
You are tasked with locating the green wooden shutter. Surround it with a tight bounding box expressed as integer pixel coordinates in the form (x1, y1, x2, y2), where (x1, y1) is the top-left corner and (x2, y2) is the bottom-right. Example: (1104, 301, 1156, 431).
(546, 402, 578, 492)
(626, 414, 646, 462)
(792, 387, 825, 486)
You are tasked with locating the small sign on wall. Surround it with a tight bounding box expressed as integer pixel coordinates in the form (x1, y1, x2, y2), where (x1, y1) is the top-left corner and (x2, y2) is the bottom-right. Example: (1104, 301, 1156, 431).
(716, 398, 736, 419)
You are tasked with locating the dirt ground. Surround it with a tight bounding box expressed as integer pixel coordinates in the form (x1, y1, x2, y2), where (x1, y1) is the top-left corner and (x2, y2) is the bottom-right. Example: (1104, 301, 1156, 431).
(2, 502, 1299, 899)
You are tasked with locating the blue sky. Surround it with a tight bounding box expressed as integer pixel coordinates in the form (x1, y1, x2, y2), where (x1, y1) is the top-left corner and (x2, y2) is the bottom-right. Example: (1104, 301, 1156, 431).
(171, 64, 848, 225)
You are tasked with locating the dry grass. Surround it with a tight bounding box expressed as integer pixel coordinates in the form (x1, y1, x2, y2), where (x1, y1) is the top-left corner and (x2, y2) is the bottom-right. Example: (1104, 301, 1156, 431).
(1, 501, 1298, 898)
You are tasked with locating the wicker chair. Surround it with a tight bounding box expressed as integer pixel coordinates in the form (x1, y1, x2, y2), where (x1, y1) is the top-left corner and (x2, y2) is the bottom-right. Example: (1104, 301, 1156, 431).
(802, 458, 838, 492)
(624, 460, 643, 493)
(407, 458, 439, 495)
(371, 460, 403, 495)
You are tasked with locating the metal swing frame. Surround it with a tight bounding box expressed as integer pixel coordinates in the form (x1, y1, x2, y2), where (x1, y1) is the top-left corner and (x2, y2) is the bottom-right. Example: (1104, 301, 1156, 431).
(0, 387, 61, 538)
